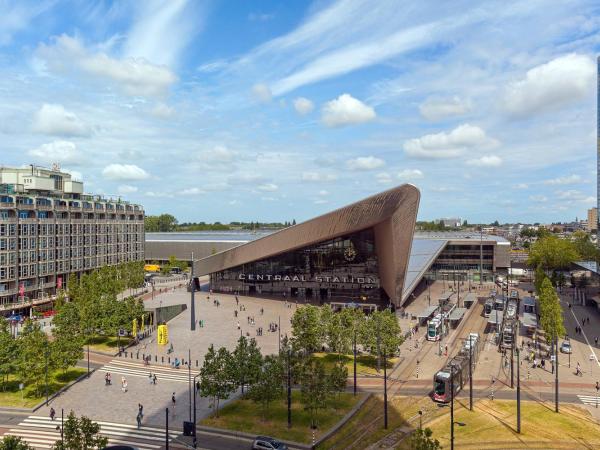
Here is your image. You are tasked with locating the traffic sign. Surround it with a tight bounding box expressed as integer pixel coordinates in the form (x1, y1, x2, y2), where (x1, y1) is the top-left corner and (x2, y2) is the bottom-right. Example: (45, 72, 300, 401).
(550, 355, 556, 362)
(118, 328, 126, 337)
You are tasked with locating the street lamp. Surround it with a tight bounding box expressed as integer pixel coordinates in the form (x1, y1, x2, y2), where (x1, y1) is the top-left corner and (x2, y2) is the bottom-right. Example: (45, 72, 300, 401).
(45, 347, 49, 406)
(418, 410, 423, 430)
(192, 372, 201, 448)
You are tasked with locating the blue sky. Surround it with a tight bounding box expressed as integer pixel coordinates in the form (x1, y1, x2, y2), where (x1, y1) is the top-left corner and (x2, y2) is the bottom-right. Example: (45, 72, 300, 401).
(1, 0, 600, 224)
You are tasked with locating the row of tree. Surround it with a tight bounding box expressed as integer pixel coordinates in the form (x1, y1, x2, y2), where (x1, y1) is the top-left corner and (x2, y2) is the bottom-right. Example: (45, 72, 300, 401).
(144, 214, 301, 232)
(56, 261, 146, 341)
(290, 305, 404, 357)
(533, 269, 566, 344)
(198, 336, 347, 428)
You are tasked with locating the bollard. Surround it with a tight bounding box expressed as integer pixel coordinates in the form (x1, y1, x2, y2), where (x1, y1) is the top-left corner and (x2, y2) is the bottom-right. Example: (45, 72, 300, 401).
(196, 360, 198, 367)
(155, 355, 158, 362)
(136, 353, 139, 359)
(162, 356, 164, 363)
(131, 352, 133, 359)
(168, 357, 171, 364)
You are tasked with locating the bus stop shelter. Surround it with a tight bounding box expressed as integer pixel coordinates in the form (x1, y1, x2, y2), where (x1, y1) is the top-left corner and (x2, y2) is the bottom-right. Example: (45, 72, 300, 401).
(449, 307, 467, 328)
(417, 305, 439, 324)
(462, 293, 477, 309)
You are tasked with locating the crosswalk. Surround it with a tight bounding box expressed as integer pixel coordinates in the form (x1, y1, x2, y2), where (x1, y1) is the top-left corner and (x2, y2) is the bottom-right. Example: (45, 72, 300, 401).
(100, 358, 200, 384)
(577, 394, 600, 407)
(2, 415, 179, 449)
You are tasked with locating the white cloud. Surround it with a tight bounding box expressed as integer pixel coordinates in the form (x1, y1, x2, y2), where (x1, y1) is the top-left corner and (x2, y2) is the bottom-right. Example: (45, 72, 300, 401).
(149, 103, 175, 119)
(301, 172, 338, 182)
(36, 34, 178, 97)
(118, 185, 138, 194)
(197, 59, 229, 73)
(322, 94, 376, 127)
(346, 156, 385, 171)
(144, 191, 173, 198)
(505, 53, 595, 117)
(179, 187, 204, 196)
(314, 199, 328, 205)
(529, 195, 548, 203)
(32, 104, 91, 137)
(62, 168, 83, 181)
(257, 183, 279, 192)
(228, 173, 266, 185)
(293, 97, 314, 115)
(318, 190, 329, 196)
(419, 96, 471, 121)
(514, 183, 529, 189)
(122, 0, 203, 68)
(543, 174, 582, 185)
(198, 145, 235, 163)
(466, 155, 503, 167)
(103, 164, 150, 181)
(397, 169, 424, 180)
(252, 83, 272, 103)
(404, 124, 497, 159)
(28, 140, 85, 166)
(555, 189, 595, 203)
(376, 172, 393, 184)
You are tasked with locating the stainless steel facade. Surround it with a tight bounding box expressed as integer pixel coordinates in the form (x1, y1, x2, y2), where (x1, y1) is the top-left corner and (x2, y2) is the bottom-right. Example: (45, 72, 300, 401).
(195, 185, 420, 307)
(0, 166, 144, 309)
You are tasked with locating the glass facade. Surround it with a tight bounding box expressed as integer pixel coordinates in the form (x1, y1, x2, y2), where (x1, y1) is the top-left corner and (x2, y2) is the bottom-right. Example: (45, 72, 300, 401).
(209, 228, 388, 305)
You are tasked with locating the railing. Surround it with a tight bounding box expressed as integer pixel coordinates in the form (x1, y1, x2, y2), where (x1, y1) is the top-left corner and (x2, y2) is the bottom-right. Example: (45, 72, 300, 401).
(0, 288, 18, 296)
(16, 203, 35, 210)
(0, 201, 14, 208)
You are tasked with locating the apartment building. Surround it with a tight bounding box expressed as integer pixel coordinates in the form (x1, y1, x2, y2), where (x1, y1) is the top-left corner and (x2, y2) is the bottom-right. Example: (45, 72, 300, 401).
(0, 165, 144, 309)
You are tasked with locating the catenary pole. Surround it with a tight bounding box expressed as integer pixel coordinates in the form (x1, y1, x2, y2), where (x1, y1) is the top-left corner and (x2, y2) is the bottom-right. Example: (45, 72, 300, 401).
(555, 336, 559, 413)
(190, 252, 196, 331)
(451, 367, 455, 450)
(517, 348, 521, 433)
(383, 348, 388, 429)
(287, 348, 292, 428)
(166, 407, 169, 450)
(188, 348, 192, 421)
(469, 334, 473, 411)
(353, 328, 357, 396)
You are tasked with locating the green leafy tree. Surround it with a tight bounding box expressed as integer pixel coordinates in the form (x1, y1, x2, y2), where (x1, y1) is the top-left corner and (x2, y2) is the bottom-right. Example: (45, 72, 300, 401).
(361, 309, 403, 357)
(328, 361, 348, 402)
(572, 231, 598, 261)
(0, 320, 17, 391)
(538, 278, 566, 343)
(409, 427, 442, 450)
(51, 411, 108, 450)
(527, 235, 578, 271)
(247, 355, 284, 420)
(291, 305, 323, 354)
(534, 265, 547, 294)
(199, 345, 236, 417)
(231, 336, 263, 394)
(17, 320, 51, 395)
(52, 332, 84, 375)
(0, 436, 35, 450)
(299, 358, 331, 429)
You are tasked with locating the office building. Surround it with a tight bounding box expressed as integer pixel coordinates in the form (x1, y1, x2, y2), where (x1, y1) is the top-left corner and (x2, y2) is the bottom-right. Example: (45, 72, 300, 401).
(0, 165, 144, 309)
(588, 207, 597, 232)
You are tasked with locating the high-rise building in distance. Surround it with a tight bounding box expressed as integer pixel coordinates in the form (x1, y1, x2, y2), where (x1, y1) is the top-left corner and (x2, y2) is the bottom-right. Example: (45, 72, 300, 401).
(588, 207, 597, 232)
(0, 165, 144, 309)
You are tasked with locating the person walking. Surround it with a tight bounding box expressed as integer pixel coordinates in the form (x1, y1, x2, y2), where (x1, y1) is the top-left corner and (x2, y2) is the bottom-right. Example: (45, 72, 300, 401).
(595, 337, 598, 347)
(148, 373, 153, 384)
(50, 407, 55, 421)
(153, 373, 157, 385)
(136, 410, 142, 429)
(171, 392, 176, 415)
(107, 372, 111, 385)
(138, 403, 144, 418)
(121, 377, 128, 393)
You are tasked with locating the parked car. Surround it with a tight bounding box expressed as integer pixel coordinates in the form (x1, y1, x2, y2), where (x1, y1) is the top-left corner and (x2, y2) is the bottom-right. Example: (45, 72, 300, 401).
(252, 436, 288, 450)
(560, 340, 572, 354)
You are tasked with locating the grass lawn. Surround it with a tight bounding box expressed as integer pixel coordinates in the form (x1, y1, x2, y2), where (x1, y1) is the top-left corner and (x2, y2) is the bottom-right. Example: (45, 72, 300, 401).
(313, 352, 398, 376)
(201, 391, 365, 444)
(0, 368, 86, 408)
(321, 395, 600, 450)
(86, 335, 133, 353)
(416, 398, 600, 449)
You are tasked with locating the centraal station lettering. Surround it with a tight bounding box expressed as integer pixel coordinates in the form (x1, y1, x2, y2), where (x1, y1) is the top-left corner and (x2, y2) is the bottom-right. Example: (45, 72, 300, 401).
(238, 273, 377, 284)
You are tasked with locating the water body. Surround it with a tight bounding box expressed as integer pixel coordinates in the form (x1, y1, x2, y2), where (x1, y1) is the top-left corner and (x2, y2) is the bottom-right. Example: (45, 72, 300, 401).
(145, 231, 274, 242)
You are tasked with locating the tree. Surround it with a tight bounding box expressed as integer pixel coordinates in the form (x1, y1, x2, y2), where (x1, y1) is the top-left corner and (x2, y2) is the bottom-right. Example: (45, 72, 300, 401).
(534, 265, 547, 294)
(299, 358, 331, 429)
(17, 320, 51, 396)
(0, 320, 17, 391)
(361, 309, 404, 357)
(51, 411, 108, 450)
(231, 336, 263, 394)
(291, 305, 323, 354)
(538, 278, 566, 343)
(199, 345, 236, 417)
(572, 231, 598, 260)
(52, 332, 84, 375)
(527, 235, 578, 272)
(248, 355, 284, 420)
(409, 428, 442, 450)
(0, 436, 35, 450)
(328, 361, 348, 402)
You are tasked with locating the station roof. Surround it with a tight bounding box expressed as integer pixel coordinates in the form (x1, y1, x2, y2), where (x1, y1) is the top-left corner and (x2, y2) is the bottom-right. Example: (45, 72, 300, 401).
(462, 293, 477, 304)
(417, 305, 439, 319)
(449, 307, 467, 321)
(402, 239, 447, 302)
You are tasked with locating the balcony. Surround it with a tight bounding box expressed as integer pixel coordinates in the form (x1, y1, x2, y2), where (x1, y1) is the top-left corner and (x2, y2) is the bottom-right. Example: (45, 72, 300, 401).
(0, 287, 18, 296)
(16, 203, 35, 210)
(37, 204, 52, 211)
(55, 204, 68, 211)
(0, 201, 14, 208)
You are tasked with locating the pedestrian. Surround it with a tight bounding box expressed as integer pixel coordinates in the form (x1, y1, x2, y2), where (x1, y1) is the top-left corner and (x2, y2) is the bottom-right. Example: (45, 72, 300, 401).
(237, 321, 240, 330)
(50, 407, 55, 421)
(136, 411, 142, 429)
(172, 392, 176, 408)
(138, 403, 144, 418)
(105, 372, 110, 385)
(122, 377, 128, 393)
(234, 310, 238, 318)
(153, 373, 157, 385)
(596, 337, 598, 347)
(149, 373, 153, 384)
(107, 372, 111, 385)
(236, 296, 239, 305)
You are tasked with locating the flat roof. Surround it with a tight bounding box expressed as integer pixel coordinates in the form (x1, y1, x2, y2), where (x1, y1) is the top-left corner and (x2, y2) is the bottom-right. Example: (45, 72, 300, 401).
(488, 314, 502, 325)
(463, 293, 477, 303)
(402, 238, 448, 301)
(417, 305, 439, 319)
(413, 231, 510, 243)
(574, 260, 600, 275)
(522, 313, 537, 328)
(449, 307, 467, 321)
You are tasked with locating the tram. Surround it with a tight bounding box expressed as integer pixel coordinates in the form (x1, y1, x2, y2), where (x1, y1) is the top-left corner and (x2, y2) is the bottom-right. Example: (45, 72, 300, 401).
(427, 315, 444, 341)
(433, 338, 481, 403)
(484, 298, 494, 317)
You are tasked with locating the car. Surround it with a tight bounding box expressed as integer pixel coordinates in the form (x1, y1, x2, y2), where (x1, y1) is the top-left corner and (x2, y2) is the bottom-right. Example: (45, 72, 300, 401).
(252, 436, 288, 450)
(560, 341, 572, 354)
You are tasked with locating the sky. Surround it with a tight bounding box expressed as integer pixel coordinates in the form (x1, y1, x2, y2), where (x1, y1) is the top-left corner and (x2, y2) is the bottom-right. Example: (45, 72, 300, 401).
(1, 0, 600, 224)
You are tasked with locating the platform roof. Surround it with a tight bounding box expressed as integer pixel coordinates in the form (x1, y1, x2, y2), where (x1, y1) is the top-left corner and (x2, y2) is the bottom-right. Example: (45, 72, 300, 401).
(417, 305, 439, 319)
(449, 307, 467, 321)
(401, 238, 447, 302)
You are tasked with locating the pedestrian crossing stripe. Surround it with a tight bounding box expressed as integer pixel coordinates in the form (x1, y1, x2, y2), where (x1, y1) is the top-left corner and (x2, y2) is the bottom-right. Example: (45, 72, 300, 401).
(111, 359, 200, 375)
(577, 394, 600, 405)
(1, 415, 178, 450)
(100, 366, 193, 383)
